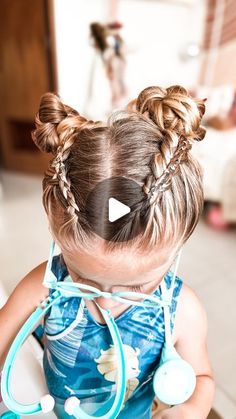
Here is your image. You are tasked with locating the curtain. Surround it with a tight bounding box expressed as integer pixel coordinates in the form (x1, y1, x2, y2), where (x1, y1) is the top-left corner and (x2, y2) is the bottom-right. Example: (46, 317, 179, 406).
(199, 0, 236, 87)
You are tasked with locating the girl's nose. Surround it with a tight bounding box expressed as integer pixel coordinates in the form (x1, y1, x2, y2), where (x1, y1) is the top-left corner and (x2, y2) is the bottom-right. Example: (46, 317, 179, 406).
(95, 294, 119, 310)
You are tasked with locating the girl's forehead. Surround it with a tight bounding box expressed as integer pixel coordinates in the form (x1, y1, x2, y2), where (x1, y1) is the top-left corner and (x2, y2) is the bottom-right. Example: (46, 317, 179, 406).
(62, 245, 175, 283)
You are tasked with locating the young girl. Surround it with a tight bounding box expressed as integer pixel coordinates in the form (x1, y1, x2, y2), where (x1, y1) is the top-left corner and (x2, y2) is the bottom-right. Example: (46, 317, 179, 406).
(0, 85, 214, 418)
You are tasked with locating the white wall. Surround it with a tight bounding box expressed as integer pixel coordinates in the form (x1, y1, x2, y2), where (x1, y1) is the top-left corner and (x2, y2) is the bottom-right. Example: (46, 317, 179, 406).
(53, 0, 205, 118)
(53, 0, 107, 112)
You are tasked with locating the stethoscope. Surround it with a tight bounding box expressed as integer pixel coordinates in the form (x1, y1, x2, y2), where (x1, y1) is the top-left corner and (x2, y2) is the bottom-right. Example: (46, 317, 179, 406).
(1, 243, 196, 419)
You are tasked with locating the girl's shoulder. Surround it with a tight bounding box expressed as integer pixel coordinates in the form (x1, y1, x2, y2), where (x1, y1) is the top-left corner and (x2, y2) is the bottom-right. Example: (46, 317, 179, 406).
(174, 282, 206, 323)
(7, 261, 49, 310)
(171, 281, 207, 345)
(0, 261, 49, 368)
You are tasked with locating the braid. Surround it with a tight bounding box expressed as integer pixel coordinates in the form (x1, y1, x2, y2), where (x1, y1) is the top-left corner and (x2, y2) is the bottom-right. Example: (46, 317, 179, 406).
(50, 113, 101, 219)
(32, 92, 100, 224)
(51, 142, 80, 218)
(144, 137, 192, 205)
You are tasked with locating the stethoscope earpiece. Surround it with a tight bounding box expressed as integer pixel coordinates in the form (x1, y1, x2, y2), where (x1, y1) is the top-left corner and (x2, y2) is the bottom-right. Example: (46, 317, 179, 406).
(64, 396, 81, 415)
(40, 394, 55, 413)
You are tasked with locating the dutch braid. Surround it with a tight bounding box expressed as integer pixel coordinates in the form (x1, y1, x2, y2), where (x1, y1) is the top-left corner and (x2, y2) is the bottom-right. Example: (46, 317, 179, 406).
(32, 93, 99, 222)
(144, 137, 192, 204)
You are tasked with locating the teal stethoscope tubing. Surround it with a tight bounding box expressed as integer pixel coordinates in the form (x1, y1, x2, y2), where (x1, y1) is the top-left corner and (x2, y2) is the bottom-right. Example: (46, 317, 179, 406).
(1, 290, 61, 415)
(0, 290, 127, 418)
(1, 244, 183, 418)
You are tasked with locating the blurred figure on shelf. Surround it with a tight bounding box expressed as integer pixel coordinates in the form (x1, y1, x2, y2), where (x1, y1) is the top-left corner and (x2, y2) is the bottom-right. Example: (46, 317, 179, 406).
(86, 21, 127, 119)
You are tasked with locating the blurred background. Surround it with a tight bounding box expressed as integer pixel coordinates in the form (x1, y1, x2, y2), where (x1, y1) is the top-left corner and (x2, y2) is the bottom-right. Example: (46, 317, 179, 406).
(0, 1, 236, 418)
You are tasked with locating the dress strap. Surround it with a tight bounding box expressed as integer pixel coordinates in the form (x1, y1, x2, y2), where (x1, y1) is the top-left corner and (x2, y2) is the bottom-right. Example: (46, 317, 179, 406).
(43, 241, 58, 288)
(160, 248, 183, 345)
(160, 248, 182, 301)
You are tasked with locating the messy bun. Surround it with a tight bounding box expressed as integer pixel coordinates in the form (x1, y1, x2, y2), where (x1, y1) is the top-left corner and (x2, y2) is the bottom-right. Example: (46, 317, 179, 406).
(32, 92, 91, 155)
(135, 85, 206, 142)
(127, 85, 206, 206)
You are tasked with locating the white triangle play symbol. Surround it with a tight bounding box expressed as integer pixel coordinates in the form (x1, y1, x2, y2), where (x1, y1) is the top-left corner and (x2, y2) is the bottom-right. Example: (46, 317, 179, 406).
(108, 197, 131, 222)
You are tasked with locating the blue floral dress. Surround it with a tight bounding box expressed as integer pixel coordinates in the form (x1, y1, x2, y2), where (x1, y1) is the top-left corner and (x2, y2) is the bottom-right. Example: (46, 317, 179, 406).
(43, 255, 183, 418)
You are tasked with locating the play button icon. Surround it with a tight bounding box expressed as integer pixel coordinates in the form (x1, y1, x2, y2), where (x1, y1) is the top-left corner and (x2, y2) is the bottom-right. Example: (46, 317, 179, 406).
(84, 176, 147, 242)
(108, 197, 131, 222)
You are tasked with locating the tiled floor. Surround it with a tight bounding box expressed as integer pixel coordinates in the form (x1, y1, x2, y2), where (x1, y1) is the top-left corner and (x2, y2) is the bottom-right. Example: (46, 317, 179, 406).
(0, 170, 236, 418)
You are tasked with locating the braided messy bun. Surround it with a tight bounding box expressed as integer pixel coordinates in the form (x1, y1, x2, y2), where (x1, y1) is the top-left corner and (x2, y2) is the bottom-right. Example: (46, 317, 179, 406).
(32, 92, 92, 155)
(135, 85, 205, 141)
(128, 85, 206, 203)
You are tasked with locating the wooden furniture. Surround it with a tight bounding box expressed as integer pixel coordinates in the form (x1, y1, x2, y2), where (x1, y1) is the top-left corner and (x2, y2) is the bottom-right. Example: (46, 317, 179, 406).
(0, 0, 57, 174)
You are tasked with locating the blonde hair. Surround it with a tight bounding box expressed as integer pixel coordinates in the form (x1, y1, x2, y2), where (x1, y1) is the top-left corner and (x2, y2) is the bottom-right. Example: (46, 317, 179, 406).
(32, 85, 206, 256)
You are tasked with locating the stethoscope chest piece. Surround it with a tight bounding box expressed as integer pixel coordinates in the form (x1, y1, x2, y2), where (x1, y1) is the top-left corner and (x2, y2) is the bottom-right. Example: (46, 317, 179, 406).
(153, 358, 196, 405)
